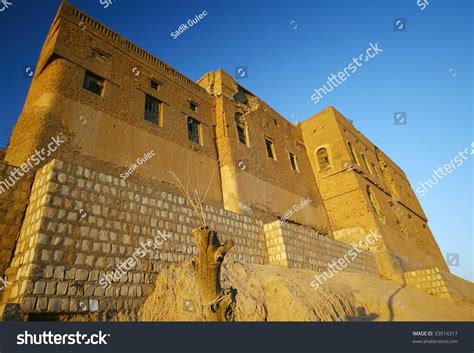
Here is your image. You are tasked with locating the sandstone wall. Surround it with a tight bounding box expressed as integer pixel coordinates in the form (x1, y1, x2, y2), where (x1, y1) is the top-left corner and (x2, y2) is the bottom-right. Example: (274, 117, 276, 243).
(2, 159, 267, 317)
(0, 161, 33, 278)
(6, 1, 223, 206)
(404, 267, 474, 303)
(1, 158, 385, 318)
(263, 221, 379, 277)
(198, 70, 330, 231)
(300, 107, 448, 273)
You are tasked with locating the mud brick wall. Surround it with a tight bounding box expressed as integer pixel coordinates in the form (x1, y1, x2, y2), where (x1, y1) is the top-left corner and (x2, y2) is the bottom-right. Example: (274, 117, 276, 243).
(0, 161, 34, 278)
(3, 159, 267, 316)
(264, 221, 379, 277)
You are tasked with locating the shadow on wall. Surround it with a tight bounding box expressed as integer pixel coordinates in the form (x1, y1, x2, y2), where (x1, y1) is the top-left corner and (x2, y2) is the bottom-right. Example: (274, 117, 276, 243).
(345, 284, 407, 321)
(345, 307, 379, 322)
(387, 285, 406, 322)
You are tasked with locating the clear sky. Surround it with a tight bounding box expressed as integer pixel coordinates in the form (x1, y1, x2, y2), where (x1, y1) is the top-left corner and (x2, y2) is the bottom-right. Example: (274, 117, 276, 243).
(0, 0, 472, 280)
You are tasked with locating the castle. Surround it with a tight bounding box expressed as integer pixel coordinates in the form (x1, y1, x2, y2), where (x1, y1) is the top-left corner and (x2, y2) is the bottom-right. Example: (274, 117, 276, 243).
(0, 1, 471, 319)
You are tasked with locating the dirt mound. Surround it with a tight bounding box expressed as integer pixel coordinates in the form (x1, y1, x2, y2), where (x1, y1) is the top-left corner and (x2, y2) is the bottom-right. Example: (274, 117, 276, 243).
(139, 260, 474, 321)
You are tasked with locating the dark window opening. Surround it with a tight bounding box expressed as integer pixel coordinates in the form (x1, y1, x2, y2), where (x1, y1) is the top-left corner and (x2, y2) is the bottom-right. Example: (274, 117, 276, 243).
(362, 153, 373, 175)
(289, 153, 298, 171)
(348, 142, 358, 164)
(316, 148, 331, 171)
(83, 71, 105, 96)
(188, 117, 201, 144)
(190, 102, 198, 112)
(235, 113, 248, 145)
(145, 94, 160, 124)
(150, 80, 160, 90)
(265, 138, 275, 160)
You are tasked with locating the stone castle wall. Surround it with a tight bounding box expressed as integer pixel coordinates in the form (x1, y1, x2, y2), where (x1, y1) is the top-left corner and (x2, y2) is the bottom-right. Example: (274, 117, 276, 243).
(404, 267, 474, 303)
(1, 159, 268, 316)
(264, 221, 379, 277)
(0, 158, 384, 318)
(300, 107, 449, 273)
(0, 161, 34, 278)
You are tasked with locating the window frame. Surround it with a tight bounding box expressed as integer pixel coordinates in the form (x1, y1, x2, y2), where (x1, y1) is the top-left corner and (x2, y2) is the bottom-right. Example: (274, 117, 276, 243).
(361, 153, 373, 175)
(316, 147, 331, 172)
(264, 137, 276, 160)
(347, 141, 358, 165)
(189, 101, 198, 112)
(150, 79, 160, 91)
(83, 71, 105, 96)
(144, 94, 161, 126)
(187, 116, 202, 145)
(289, 152, 299, 172)
(235, 112, 249, 146)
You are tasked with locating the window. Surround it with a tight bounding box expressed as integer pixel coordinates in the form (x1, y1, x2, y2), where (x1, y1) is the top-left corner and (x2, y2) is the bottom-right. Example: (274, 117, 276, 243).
(265, 138, 276, 160)
(235, 113, 248, 145)
(145, 94, 160, 125)
(187, 117, 201, 144)
(150, 80, 160, 90)
(289, 152, 299, 172)
(371, 162, 379, 178)
(83, 71, 105, 96)
(367, 185, 384, 220)
(347, 142, 358, 164)
(190, 102, 198, 112)
(316, 148, 331, 171)
(361, 153, 373, 175)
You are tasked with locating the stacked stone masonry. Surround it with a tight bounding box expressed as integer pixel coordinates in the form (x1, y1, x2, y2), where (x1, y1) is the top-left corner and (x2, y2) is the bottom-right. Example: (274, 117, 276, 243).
(403, 268, 451, 300)
(264, 221, 379, 277)
(403, 267, 474, 303)
(0, 161, 34, 278)
(0, 159, 387, 316)
(2, 159, 270, 314)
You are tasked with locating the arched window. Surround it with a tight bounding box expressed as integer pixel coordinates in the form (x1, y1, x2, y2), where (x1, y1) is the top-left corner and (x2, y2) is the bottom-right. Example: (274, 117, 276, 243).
(235, 113, 249, 146)
(316, 148, 331, 171)
(347, 142, 358, 165)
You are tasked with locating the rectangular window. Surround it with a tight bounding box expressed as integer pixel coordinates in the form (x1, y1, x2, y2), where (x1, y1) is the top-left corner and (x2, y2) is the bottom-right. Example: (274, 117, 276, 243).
(265, 138, 276, 160)
(83, 71, 105, 96)
(145, 94, 160, 125)
(237, 125, 247, 145)
(187, 117, 201, 144)
(150, 80, 160, 90)
(190, 102, 198, 112)
(289, 152, 299, 171)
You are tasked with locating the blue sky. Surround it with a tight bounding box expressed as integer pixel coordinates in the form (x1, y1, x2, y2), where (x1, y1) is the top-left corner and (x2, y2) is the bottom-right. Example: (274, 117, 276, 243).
(0, 0, 472, 280)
